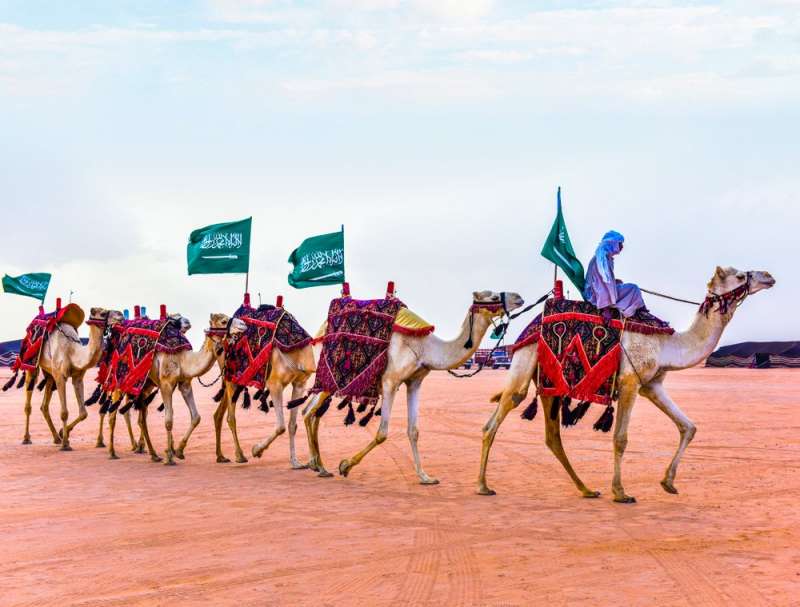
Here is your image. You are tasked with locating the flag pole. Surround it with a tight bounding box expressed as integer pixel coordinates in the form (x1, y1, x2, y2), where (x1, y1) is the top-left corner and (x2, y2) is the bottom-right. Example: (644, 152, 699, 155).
(341, 224, 345, 283)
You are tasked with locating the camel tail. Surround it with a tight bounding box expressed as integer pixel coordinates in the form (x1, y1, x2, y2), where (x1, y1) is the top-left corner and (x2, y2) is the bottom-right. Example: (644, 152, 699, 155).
(490, 392, 502, 403)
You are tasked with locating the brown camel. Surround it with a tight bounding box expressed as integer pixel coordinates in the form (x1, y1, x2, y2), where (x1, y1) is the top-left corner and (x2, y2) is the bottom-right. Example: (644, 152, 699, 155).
(478, 266, 775, 502)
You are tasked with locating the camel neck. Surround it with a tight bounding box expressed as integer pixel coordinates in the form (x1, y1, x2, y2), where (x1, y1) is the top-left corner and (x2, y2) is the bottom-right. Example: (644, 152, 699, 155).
(182, 336, 219, 379)
(72, 324, 105, 371)
(421, 309, 494, 370)
(659, 308, 733, 370)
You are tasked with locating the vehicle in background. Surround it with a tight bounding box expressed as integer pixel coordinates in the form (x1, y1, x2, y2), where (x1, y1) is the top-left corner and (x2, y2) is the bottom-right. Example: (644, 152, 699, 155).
(460, 347, 512, 369)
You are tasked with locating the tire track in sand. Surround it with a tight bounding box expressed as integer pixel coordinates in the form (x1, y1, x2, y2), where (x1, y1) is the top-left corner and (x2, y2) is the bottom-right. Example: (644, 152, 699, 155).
(392, 528, 442, 604)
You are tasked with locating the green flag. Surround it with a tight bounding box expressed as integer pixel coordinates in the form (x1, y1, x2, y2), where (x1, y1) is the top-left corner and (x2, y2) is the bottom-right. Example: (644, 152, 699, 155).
(187, 217, 251, 275)
(2, 272, 51, 302)
(541, 187, 585, 294)
(287, 228, 345, 289)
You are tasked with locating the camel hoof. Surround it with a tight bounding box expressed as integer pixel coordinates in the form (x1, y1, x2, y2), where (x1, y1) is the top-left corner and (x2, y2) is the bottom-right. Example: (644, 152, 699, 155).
(175, 450, 185, 460)
(151, 455, 163, 463)
(60, 444, 73, 452)
(420, 477, 440, 486)
(318, 470, 334, 478)
(251, 446, 263, 459)
(53, 437, 62, 445)
(95, 441, 105, 448)
(477, 487, 496, 496)
(338, 460, 352, 477)
(164, 460, 177, 466)
(109, 453, 119, 460)
(235, 455, 248, 464)
(22, 438, 32, 445)
(582, 491, 602, 499)
(614, 495, 637, 504)
(216, 456, 230, 463)
(661, 480, 679, 494)
(291, 462, 308, 470)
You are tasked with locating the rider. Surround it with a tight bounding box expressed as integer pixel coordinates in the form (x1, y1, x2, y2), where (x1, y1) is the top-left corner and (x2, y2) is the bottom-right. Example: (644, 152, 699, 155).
(583, 230, 645, 318)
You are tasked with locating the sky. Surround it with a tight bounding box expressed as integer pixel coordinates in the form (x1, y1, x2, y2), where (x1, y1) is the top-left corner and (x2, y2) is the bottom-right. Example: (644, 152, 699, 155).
(1, 0, 797, 348)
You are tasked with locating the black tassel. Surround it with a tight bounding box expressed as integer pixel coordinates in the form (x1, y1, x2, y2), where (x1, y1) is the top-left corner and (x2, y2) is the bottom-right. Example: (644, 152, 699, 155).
(258, 398, 270, 413)
(16, 374, 26, 389)
(571, 401, 591, 424)
(26, 374, 36, 391)
(99, 392, 110, 407)
(549, 396, 561, 420)
(85, 384, 102, 406)
(356, 398, 368, 413)
(99, 400, 111, 415)
(2, 371, 18, 391)
(593, 405, 614, 433)
(108, 396, 123, 413)
(315, 395, 332, 418)
(520, 396, 538, 420)
(212, 387, 224, 402)
(287, 395, 308, 409)
(241, 389, 251, 409)
(157, 402, 165, 412)
(143, 391, 157, 407)
(337, 395, 352, 411)
(375, 406, 382, 417)
(232, 385, 244, 404)
(253, 388, 264, 401)
(359, 404, 376, 427)
(119, 399, 134, 415)
(561, 398, 576, 427)
(463, 335, 473, 349)
(344, 402, 356, 426)
(37, 377, 49, 391)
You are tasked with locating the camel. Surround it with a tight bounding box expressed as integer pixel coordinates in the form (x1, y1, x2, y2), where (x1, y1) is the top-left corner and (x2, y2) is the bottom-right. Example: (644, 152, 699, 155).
(105, 313, 245, 464)
(477, 266, 775, 502)
(213, 311, 316, 468)
(303, 290, 524, 483)
(20, 307, 124, 450)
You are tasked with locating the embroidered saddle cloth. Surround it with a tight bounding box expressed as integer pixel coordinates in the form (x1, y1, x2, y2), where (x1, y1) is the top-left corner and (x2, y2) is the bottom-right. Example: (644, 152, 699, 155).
(310, 296, 408, 406)
(11, 304, 85, 374)
(107, 318, 191, 397)
(224, 304, 312, 389)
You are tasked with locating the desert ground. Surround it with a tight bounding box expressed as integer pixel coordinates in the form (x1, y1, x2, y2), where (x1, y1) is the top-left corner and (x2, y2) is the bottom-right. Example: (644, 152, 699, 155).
(0, 367, 797, 606)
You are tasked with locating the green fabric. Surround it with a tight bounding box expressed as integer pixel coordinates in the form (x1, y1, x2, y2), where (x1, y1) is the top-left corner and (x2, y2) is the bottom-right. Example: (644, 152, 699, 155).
(2, 272, 51, 302)
(187, 217, 251, 275)
(287, 228, 345, 289)
(540, 188, 585, 294)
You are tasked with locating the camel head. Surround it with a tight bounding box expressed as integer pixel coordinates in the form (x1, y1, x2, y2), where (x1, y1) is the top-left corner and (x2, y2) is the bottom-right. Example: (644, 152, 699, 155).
(107, 309, 125, 326)
(207, 313, 247, 337)
(471, 290, 525, 318)
(708, 266, 776, 296)
(88, 307, 123, 327)
(167, 313, 192, 333)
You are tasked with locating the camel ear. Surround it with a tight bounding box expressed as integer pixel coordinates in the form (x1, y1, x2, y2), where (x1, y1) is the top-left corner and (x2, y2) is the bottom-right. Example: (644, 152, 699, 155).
(715, 266, 727, 280)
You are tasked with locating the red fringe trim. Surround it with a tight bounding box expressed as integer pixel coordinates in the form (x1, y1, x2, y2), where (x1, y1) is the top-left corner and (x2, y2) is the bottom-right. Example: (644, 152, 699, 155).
(391, 324, 435, 337)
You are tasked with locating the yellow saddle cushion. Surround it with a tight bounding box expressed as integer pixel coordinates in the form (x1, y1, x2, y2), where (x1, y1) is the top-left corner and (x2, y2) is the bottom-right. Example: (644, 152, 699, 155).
(392, 307, 435, 337)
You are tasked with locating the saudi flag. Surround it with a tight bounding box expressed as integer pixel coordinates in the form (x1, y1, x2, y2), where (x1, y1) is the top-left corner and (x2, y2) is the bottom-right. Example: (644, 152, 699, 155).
(287, 227, 345, 289)
(540, 188, 585, 294)
(187, 217, 252, 275)
(2, 272, 51, 302)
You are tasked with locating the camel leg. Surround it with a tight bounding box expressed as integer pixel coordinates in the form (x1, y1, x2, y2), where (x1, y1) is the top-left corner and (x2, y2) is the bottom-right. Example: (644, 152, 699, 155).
(65, 376, 88, 434)
(543, 397, 600, 498)
(252, 381, 286, 461)
(226, 396, 247, 464)
(175, 381, 201, 460)
(107, 407, 119, 459)
(287, 382, 306, 469)
(123, 411, 140, 452)
(303, 393, 333, 477)
(161, 382, 177, 465)
(40, 380, 60, 444)
(22, 370, 36, 444)
(339, 386, 397, 478)
(213, 386, 230, 463)
(405, 379, 438, 485)
(54, 377, 72, 451)
(96, 409, 106, 448)
(639, 381, 697, 495)
(137, 406, 162, 462)
(478, 354, 536, 495)
(612, 386, 638, 503)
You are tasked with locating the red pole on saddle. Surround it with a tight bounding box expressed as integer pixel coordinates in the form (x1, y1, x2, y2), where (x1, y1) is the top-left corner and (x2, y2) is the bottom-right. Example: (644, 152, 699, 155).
(160, 304, 167, 320)
(38, 305, 45, 316)
(56, 297, 61, 311)
(276, 295, 284, 308)
(554, 280, 564, 300)
(341, 282, 350, 297)
(386, 281, 395, 297)
(134, 305, 141, 319)
(243, 293, 251, 307)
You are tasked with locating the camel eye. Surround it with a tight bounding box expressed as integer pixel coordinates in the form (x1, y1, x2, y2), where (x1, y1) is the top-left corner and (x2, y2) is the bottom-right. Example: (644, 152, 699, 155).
(492, 295, 500, 301)
(736, 273, 745, 280)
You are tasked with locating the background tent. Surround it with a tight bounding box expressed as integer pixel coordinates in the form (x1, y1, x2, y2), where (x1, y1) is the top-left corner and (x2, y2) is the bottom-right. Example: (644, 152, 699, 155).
(706, 342, 800, 368)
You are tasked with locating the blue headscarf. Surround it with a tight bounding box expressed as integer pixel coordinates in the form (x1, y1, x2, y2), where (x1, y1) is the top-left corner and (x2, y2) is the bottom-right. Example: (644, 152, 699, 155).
(594, 230, 625, 283)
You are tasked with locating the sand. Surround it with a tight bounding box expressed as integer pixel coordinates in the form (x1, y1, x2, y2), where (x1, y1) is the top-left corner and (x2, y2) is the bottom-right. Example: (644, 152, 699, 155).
(0, 368, 798, 606)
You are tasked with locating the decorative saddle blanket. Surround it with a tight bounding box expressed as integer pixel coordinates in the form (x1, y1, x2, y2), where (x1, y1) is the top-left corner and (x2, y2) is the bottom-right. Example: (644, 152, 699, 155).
(224, 304, 312, 389)
(106, 318, 191, 398)
(7, 304, 85, 378)
(511, 300, 674, 406)
(311, 296, 407, 408)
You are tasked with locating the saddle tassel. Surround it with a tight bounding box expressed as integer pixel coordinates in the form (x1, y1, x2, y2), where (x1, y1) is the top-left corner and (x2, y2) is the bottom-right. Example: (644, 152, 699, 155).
(359, 403, 376, 427)
(593, 404, 615, 433)
(287, 394, 308, 410)
(2, 371, 18, 391)
(315, 394, 332, 418)
(520, 396, 538, 421)
(344, 401, 356, 426)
